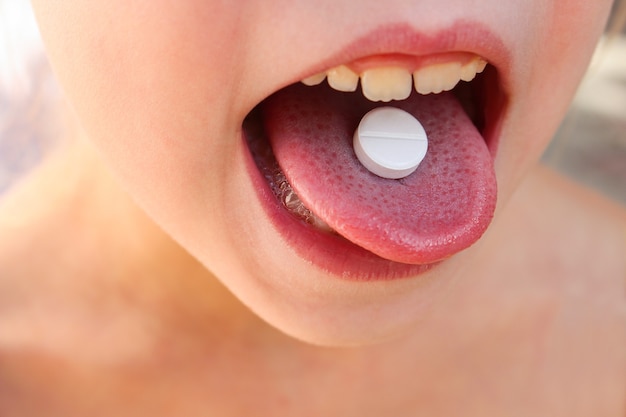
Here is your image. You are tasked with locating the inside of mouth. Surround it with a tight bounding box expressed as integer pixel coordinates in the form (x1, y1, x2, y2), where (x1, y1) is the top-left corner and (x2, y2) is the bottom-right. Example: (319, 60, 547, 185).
(245, 113, 336, 232)
(244, 66, 502, 264)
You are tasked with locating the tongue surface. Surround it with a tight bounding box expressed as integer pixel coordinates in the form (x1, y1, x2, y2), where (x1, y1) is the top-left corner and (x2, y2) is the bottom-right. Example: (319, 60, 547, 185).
(263, 83, 496, 264)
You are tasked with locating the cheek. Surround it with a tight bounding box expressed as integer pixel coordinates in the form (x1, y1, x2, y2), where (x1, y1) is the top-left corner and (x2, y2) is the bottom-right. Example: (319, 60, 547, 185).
(33, 1, 241, 141)
(31, 0, 253, 229)
(494, 0, 612, 193)
(533, 0, 612, 90)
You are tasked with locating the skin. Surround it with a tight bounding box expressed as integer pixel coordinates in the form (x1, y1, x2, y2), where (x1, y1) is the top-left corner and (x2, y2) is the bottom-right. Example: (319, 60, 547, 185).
(0, 0, 624, 415)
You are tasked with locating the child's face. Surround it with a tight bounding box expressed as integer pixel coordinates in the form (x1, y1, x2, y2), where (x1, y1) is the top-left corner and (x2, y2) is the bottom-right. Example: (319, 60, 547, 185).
(31, 0, 612, 345)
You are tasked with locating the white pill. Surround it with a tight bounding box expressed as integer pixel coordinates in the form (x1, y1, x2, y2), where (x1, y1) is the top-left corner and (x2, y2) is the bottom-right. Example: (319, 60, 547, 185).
(353, 107, 428, 179)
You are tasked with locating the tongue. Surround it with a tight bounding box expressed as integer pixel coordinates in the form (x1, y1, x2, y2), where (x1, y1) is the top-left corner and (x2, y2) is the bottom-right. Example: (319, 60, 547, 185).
(262, 83, 497, 264)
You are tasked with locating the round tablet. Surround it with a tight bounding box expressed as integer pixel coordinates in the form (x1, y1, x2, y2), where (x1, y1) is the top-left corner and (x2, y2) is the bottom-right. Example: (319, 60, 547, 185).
(353, 107, 428, 179)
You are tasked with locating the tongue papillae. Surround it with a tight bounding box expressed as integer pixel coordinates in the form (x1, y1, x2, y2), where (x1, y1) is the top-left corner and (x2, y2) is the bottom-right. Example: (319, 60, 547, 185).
(262, 83, 496, 264)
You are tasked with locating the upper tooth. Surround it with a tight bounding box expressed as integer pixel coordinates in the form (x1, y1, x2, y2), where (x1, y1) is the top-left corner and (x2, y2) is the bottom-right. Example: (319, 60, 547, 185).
(301, 72, 326, 86)
(300, 56, 489, 100)
(413, 62, 462, 95)
(476, 58, 487, 73)
(460, 57, 488, 82)
(361, 67, 412, 102)
(327, 65, 359, 92)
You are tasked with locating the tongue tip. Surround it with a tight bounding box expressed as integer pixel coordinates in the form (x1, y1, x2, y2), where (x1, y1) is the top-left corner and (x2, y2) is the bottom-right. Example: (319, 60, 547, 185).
(335, 190, 497, 265)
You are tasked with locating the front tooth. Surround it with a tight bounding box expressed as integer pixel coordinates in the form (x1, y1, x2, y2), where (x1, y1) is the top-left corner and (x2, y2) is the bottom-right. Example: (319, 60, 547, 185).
(360, 67, 412, 102)
(413, 62, 462, 95)
(327, 65, 359, 92)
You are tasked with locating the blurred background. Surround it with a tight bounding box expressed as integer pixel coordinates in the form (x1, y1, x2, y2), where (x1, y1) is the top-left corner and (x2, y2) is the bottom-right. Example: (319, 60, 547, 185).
(0, 0, 60, 195)
(1, 1, 625, 204)
(543, 4, 626, 205)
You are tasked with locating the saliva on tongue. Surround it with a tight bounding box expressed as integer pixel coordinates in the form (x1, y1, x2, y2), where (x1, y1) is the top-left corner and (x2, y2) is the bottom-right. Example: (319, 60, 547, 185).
(261, 83, 497, 265)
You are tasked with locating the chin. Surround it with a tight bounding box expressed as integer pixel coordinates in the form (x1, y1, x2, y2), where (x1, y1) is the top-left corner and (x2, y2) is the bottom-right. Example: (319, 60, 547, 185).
(205, 236, 468, 347)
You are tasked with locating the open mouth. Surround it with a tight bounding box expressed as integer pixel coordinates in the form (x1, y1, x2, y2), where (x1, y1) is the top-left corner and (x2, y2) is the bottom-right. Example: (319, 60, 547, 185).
(242, 23, 508, 280)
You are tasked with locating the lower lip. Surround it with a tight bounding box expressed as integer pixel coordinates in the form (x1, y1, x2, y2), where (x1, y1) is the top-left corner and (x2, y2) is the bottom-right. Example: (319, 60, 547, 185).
(241, 131, 437, 281)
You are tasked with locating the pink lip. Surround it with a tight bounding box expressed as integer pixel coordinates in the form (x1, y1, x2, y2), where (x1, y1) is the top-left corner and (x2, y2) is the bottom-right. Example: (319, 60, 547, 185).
(242, 20, 510, 281)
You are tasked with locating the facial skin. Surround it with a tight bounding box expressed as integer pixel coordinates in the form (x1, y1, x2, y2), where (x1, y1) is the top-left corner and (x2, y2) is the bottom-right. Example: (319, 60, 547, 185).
(30, 0, 613, 346)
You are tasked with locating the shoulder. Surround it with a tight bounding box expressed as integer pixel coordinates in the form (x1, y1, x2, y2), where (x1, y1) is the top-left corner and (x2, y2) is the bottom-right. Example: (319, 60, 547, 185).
(0, 151, 216, 356)
(524, 165, 625, 248)
(0, 172, 158, 415)
(0, 161, 76, 282)
(497, 164, 626, 279)
(0, 155, 118, 356)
